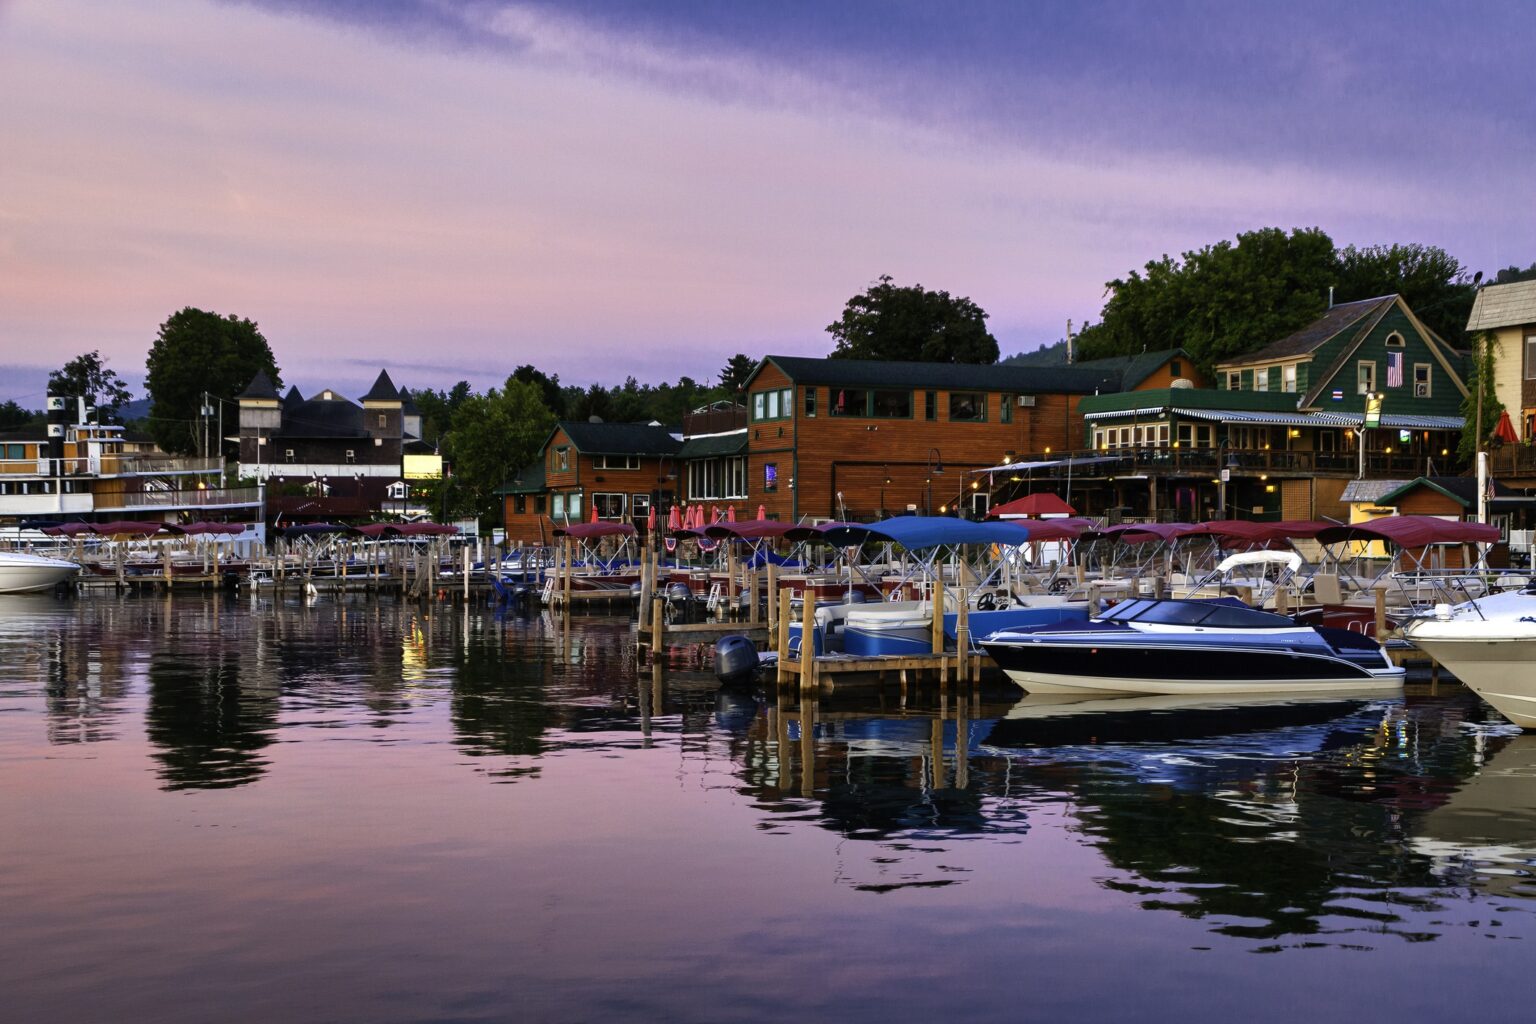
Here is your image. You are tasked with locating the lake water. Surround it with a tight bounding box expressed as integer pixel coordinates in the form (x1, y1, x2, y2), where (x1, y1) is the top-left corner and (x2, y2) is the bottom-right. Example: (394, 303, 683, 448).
(2, 592, 1534, 1023)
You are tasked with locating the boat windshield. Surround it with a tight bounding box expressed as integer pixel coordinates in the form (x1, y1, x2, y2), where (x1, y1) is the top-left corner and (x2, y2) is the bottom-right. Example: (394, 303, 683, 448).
(1098, 598, 1292, 629)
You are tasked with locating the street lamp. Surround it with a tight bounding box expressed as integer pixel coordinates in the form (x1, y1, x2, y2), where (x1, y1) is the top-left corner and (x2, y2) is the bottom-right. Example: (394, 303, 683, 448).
(925, 448, 944, 515)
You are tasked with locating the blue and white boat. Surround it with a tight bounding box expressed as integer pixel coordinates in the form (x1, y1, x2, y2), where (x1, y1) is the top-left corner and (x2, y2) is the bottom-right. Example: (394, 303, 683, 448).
(980, 596, 1404, 696)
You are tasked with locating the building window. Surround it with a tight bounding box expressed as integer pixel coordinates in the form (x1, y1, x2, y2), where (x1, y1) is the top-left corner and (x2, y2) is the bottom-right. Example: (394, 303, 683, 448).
(753, 388, 793, 421)
(1283, 364, 1297, 392)
(595, 454, 639, 470)
(1001, 396, 1013, 424)
(830, 389, 868, 417)
(1170, 359, 1181, 376)
(345, 449, 356, 463)
(513, 495, 526, 514)
(1525, 332, 1536, 379)
(1357, 361, 1376, 394)
(804, 388, 816, 417)
(727, 457, 747, 499)
(1227, 371, 1242, 391)
(924, 391, 936, 421)
(1254, 367, 1268, 392)
(552, 446, 570, 471)
(1385, 332, 1406, 348)
(377, 414, 387, 428)
(1413, 363, 1432, 398)
(948, 392, 986, 422)
(763, 462, 778, 492)
(870, 389, 912, 418)
(631, 493, 650, 520)
(592, 492, 625, 519)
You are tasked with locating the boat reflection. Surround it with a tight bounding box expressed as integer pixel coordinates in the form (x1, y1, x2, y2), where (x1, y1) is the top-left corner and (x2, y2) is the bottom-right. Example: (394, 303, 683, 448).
(1411, 733, 1536, 899)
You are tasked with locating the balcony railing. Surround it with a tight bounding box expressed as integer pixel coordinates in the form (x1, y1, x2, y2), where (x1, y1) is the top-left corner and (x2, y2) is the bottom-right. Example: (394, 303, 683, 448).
(682, 405, 748, 436)
(1018, 447, 1457, 479)
(96, 486, 263, 512)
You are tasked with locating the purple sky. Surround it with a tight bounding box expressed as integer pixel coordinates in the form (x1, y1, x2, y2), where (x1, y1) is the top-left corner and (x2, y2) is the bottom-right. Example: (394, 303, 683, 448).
(2, 0, 1532, 406)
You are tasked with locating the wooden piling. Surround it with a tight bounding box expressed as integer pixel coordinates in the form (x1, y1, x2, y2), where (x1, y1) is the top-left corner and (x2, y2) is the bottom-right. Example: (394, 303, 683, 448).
(1374, 588, 1388, 643)
(800, 587, 817, 694)
(777, 587, 791, 685)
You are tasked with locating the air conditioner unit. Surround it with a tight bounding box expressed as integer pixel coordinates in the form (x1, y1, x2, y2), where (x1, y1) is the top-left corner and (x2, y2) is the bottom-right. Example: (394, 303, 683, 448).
(1016, 395, 1037, 407)
(1414, 383, 1430, 398)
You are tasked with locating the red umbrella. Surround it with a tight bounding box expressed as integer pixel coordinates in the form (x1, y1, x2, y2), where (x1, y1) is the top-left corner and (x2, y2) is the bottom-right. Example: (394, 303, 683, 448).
(727, 505, 736, 522)
(757, 504, 767, 521)
(668, 505, 682, 531)
(589, 503, 599, 523)
(1494, 409, 1519, 444)
(647, 505, 657, 531)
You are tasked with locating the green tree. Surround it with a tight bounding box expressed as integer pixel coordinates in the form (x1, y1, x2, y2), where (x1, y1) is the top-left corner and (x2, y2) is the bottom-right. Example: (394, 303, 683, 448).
(48, 350, 134, 421)
(0, 400, 41, 431)
(441, 377, 556, 522)
(145, 308, 280, 456)
(718, 354, 756, 393)
(409, 381, 471, 448)
(1459, 331, 1506, 461)
(1494, 262, 1536, 285)
(511, 365, 565, 418)
(1334, 243, 1475, 347)
(1075, 227, 1336, 374)
(827, 275, 999, 363)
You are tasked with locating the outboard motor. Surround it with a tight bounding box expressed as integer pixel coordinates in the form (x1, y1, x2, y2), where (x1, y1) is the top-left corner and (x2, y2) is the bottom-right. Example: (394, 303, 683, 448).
(715, 634, 761, 688)
(666, 581, 693, 622)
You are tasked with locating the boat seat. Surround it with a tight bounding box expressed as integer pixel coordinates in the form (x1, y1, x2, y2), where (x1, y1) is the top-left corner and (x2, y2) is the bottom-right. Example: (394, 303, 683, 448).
(1312, 572, 1343, 606)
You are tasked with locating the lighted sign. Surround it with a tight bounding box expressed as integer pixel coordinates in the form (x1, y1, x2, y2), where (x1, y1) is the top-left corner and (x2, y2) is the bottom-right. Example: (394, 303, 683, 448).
(403, 453, 443, 480)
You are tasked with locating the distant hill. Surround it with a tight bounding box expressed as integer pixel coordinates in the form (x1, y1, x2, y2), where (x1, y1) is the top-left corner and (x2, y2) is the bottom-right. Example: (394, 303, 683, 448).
(1001, 341, 1069, 366)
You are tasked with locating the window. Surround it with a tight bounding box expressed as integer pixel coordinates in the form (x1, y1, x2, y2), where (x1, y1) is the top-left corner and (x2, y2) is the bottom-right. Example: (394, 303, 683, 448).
(552, 446, 570, 471)
(2, 443, 23, 460)
(1253, 367, 1268, 392)
(1283, 364, 1297, 393)
(1170, 359, 1181, 376)
(753, 392, 765, 420)
(804, 388, 817, 417)
(830, 388, 868, 416)
(592, 492, 626, 519)
(1357, 361, 1376, 394)
(513, 495, 526, 514)
(753, 387, 794, 421)
(870, 389, 912, 418)
(345, 449, 356, 463)
(727, 457, 747, 498)
(1525, 332, 1536, 380)
(377, 414, 387, 428)
(631, 493, 650, 520)
(1385, 332, 1406, 348)
(1227, 371, 1242, 391)
(948, 392, 986, 422)
(1413, 363, 1432, 398)
(551, 493, 565, 519)
(567, 493, 582, 521)
(924, 391, 937, 421)
(595, 454, 639, 470)
(763, 462, 778, 492)
(1001, 397, 1012, 424)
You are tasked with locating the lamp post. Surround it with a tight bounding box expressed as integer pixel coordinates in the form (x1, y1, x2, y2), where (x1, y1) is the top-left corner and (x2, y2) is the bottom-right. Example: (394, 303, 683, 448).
(925, 448, 944, 515)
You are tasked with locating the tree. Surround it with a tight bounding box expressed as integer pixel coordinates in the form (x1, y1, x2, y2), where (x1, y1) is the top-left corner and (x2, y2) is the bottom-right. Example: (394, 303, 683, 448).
(826, 275, 999, 363)
(718, 354, 756, 393)
(1074, 227, 1336, 374)
(409, 381, 471, 448)
(511, 365, 565, 419)
(48, 350, 133, 422)
(1459, 331, 1505, 462)
(145, 308, 281, 456)
(1334, 243, 1475, 347)
(1494, 262, 1536, 285)
(441, 377, 556, 521)
(0, 400, 41, 432)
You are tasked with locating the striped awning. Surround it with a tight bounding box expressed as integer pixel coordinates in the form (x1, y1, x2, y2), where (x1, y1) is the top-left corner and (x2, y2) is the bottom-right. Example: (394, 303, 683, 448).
(1082, 407, 1168, 421)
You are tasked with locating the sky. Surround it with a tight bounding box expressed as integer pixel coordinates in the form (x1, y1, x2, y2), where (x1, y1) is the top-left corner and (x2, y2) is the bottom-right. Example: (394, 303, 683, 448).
(2, 0, 1533, 407)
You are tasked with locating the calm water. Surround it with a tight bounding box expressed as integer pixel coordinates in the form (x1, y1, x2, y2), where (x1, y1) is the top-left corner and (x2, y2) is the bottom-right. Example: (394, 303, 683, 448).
(2, 592, 1534, 1023)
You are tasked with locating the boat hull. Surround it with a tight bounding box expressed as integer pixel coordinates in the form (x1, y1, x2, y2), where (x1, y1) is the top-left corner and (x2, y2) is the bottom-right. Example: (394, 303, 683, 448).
(1405, 590, 1536, 729)
(0, 554, 80, 594)
(982, 636, 1404, 695)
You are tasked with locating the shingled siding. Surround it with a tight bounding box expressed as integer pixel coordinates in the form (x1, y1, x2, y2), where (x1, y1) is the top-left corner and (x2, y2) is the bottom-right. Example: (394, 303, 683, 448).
(1329, 306, 1466, 417)
(744, 365, 1088, 521)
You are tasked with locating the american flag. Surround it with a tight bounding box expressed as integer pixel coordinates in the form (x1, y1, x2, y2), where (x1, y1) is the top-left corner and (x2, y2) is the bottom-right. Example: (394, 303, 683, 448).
(1386, 351, 1403, 388)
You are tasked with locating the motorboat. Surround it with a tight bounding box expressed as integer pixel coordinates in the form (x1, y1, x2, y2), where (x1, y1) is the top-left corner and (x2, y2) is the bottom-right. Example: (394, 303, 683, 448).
(1404, 588, 1536, 729)
(979, 596, 1405, 696)
(0, 551, 81, 593)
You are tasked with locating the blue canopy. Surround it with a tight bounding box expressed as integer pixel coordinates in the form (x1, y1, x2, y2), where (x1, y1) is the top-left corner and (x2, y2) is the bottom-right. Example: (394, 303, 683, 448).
(819, 515, 1034, 550)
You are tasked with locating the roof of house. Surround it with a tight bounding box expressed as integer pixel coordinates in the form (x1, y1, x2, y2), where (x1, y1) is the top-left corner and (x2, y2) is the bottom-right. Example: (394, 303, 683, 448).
(1375, 475, 1529, 508)
(1072, 348, 1188, 389)
(283, 386, 305, 410)
(1467, 279, 1536, 331)
(678, 430, 748, 458)
(754, 355, 1121, 395)
(360, 370, 400, 403)
(237, 370, 280, 401)
(1339, 479, 1407, 503)
(1218, 296, 1394, 366)
(278, 394, 367, 438)
(555, 420, 682, 455)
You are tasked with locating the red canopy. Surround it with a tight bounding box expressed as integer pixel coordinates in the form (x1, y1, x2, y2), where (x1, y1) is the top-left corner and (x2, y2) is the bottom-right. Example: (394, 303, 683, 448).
(1314, 515, 1500, 548)
(1015, 518, 1092, 542)
(1085, 522, 1197, 543)
(988, 493, 1077, 518)
(92, 521, 161, 536)
(40, 523, 95, 536)
(170, 522, 248, 536)
(700, 521, 796, 541)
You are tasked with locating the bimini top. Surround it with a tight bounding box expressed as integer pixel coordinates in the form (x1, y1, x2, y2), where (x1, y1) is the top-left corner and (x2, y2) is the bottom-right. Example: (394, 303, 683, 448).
(1314, 515, 1499, 548)
(817, 515, 1037, 550)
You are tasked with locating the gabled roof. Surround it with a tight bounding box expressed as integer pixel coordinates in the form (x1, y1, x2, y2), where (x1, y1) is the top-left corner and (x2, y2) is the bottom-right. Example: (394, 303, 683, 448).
(750, 355, 1120, 395)
(1467, 279, 1536, 331)
(279, 391, 367, 438)
(1340, 479, 1407, 503)
(1073, 348, 1188, 389)
(495, 462, 546, 495)
(555, 420, 682, 455)
(237, 369, 279, 400)
(1218, 296, 1393, 366)
(679, 430, 747, 458)
(361, 370, 400, 402)
(283, 386, 305, 410)
(1375, 475, 1529, 509)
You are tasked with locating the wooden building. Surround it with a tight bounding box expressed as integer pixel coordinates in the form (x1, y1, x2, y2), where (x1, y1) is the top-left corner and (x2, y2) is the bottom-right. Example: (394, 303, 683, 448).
(1467, 279, 1536, 488)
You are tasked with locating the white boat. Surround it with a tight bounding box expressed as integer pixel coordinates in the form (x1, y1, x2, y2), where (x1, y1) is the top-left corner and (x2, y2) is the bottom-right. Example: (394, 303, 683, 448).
(1404, 588, 1536, 729)
(0, 551, 81, 593)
